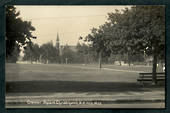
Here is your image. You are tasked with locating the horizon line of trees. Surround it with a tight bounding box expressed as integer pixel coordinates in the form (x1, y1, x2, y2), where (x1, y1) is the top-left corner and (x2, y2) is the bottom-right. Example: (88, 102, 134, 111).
(22, 40, 146, 65)
(22, 41, 97, 64)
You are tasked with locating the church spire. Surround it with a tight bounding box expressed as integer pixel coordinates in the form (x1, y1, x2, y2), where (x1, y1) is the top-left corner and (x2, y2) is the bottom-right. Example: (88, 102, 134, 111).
(56, 33, 60, 54)
(57, 32, 59, 42)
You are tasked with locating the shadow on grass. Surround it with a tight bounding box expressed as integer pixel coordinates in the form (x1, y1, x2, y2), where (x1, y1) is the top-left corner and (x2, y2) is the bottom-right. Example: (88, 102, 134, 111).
(6, 81, 164, 93)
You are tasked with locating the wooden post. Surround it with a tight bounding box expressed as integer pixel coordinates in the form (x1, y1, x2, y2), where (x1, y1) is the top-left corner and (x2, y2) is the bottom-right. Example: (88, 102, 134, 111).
(65, 58, 68, 64)
(99, 51, 102, 68)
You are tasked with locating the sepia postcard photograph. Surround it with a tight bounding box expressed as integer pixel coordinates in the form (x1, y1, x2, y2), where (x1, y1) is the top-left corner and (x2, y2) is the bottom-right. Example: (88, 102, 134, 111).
(5, 5, 165, 108)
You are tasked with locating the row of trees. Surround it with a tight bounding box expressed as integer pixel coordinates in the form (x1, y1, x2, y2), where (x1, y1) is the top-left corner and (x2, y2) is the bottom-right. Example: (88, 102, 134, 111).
(81, 6, 165, 84)
(22, 41, 95, 64)
(23, 41, 59, 64)
(22, 40, 146, 65)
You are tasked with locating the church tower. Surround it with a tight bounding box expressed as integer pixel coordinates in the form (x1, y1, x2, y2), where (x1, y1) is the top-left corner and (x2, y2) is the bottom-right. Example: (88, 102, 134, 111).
(56, 33, 60, 55)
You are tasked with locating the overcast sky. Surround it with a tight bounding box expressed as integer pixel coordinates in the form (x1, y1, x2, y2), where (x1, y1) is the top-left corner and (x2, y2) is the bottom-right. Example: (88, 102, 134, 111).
(16, 5, 130, 46)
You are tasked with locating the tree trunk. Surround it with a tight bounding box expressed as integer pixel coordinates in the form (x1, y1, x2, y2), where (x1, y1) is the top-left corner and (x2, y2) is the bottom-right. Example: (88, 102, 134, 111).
(99, 51, 102, 68)
(119, 60, 122, 66)
(152, 48, 158, 84)
(128, 53, 131, 67)
(30, 52, 33, 64)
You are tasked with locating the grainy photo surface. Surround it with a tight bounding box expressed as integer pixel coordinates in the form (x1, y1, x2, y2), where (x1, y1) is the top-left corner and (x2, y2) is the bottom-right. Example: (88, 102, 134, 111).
(5, 5, 165, 108)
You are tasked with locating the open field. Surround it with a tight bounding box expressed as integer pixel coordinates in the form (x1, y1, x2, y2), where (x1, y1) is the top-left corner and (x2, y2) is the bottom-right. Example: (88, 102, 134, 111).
(6, 63, 164, 82)
(6, 63, 141, 82)
(5, 63, 165, 108)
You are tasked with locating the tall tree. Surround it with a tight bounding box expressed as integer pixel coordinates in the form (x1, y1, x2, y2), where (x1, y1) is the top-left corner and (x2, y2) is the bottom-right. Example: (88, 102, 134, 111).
(76, 42, 97, 64)
(61, 45, 75, 64)
(40, 41, 58, 64)
(118, 6, 165, 84)
(84, 26, 112, 68)
(6, 6, 36, 63)
(23, 42, 40, 63)
(84, 6, 165, 84)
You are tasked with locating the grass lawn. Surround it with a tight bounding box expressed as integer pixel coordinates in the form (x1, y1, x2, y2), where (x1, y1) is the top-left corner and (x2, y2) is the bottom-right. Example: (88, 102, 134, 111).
(6, 63, 165, 92)
(6, 63, 140, 82)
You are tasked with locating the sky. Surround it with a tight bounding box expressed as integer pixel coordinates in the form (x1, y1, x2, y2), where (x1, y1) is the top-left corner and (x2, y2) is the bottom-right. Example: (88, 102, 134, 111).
(16, 5, 131, 46)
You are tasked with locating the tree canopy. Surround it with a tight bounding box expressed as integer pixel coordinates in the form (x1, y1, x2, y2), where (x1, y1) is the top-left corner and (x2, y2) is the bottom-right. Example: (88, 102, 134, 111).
(84, 6, 164, 57)
(6, 6, 36, 62)
(83, 6, 165, 84)
(23, 42, 40, 63)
